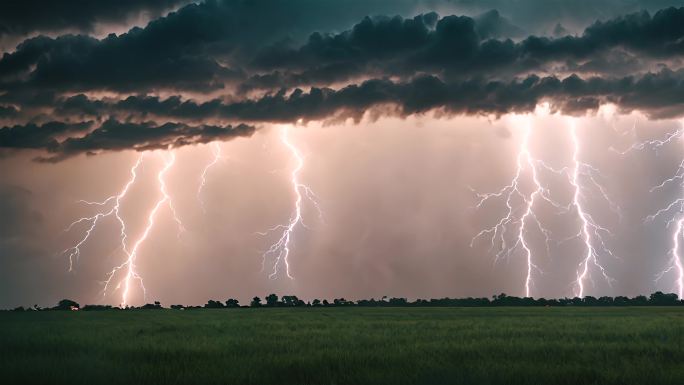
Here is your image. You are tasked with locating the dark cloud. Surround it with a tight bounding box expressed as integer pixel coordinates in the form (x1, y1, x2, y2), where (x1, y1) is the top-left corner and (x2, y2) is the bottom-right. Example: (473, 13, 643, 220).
(523, 7, 684, 59)
(36, 119, 254, 162)
(0, 33, 241, 92)
(0, 117, 255, 161)
(0, 0, 190, 37)
(1, 2, 684, 160)
(226, 68, 684, 119)
(251, 13, 439, 72)
(252, 8, 684, 86)
(4, 4, 683, 95)
(2, 0, 669, 41)
(433, 0, 684, 34)
(47, 69, 684, 126)
(0, 121, 93, 150)
(0, 0, 445, 92)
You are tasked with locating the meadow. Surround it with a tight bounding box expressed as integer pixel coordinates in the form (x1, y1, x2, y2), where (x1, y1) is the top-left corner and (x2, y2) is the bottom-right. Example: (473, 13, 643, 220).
(1, 307, 683, 385)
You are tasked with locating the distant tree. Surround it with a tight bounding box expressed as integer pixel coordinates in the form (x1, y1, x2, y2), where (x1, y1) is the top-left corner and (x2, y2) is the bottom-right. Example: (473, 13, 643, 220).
(13, 291, 684, 312)
(141, 302, 162, 310)
(356, 299, 372, 306)
(82, 304, 113, 311)
(281, 295, 295, 306)
(333, 298, 354, 306)
(205, 300, 225, 309)
(569, 297, 583, 306)
(55, 299, 80, 310)
(388, 297, 407, 306)
(650, 291, 679, 306)
(265, 294, 279, 307)
(281, 295, 305, 307)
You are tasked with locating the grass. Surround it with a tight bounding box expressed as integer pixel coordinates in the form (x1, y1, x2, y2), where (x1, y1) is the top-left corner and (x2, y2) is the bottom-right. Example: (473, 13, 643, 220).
(1, 307, 683, 384)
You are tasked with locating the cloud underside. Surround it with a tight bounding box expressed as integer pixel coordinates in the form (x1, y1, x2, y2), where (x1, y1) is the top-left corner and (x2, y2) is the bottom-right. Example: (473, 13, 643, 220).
(0, 120, 255, 162)
(1, 1, 684, 161)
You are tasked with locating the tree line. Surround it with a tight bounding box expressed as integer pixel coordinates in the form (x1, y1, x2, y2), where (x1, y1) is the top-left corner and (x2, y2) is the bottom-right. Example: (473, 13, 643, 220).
(4, 292, 683, 311)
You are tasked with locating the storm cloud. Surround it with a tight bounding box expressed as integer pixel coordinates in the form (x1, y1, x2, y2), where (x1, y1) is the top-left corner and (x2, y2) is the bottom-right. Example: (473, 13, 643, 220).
(0, 119, 255, 162)
(1, 1, 684, 160)
(42, 68, 684, 123)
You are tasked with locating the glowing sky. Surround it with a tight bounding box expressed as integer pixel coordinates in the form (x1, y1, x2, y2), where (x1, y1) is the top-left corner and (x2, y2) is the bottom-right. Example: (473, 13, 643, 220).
(2, 0, 684, 307)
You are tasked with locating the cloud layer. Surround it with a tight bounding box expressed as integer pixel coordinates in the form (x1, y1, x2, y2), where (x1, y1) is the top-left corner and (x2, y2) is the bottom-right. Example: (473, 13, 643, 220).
(1, 1, 684, 160)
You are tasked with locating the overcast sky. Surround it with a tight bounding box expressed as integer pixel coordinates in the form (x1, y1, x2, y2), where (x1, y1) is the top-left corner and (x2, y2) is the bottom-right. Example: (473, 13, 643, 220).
(2, 0, 684, 308)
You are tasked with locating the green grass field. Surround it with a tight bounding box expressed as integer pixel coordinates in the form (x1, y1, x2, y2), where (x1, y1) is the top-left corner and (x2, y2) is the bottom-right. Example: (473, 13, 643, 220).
(1, 307, 683, 384)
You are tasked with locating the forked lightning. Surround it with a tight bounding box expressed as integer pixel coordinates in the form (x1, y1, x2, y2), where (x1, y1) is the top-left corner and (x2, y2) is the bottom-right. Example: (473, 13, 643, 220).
(259, 126, 322, 279)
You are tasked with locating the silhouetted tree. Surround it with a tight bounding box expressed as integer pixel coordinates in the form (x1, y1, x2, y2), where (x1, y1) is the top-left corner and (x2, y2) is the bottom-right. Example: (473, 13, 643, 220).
(650, 291, 679, 305)
(265, 294, 279, 307)
(141, 301, 162, 309)
(333, 298, 354, 306)
(8, 291, 684, 312)
(82, 304, 113, 311)
(388, 297, 408, 306)
(205, 300, 225, 309)
(281, 295, 305, 307)
(55, 299, 79, 310)
(225, 299, 240, 308)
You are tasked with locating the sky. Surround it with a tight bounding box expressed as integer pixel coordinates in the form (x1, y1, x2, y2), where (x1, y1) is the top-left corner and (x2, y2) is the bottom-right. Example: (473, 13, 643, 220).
(2, 0, 684, 308)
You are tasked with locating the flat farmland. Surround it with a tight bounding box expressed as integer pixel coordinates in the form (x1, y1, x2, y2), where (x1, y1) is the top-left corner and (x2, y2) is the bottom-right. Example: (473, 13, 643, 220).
(1, 307, 683, 384)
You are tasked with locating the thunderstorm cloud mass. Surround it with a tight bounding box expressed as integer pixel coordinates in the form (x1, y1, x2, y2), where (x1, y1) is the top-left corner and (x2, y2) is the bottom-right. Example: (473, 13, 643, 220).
(2, 0, 684, 307)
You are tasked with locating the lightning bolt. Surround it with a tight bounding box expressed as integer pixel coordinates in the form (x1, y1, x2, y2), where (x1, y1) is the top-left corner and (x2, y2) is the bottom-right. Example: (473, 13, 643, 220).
(259, 125, 322, 280)
(627, 122, 684, 299)
(63, 151, 186, 307)
(660, 218, 684, 299)
(569, 120, 616, 298)
(472, 117, 617, 298)
(197, 142, 222, 212)
(62, 154, 144, 271)
(471, 117, 566, 297)
(103, 152, 179, 307)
